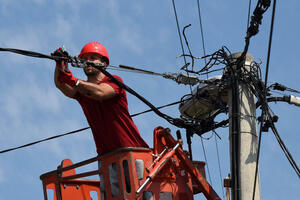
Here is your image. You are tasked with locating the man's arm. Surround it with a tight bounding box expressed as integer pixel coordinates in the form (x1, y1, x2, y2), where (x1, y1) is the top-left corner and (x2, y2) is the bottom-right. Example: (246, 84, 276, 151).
(75, 80, 116, 101)
(54, 63, 77, 98)
(54, 63, 116, 101)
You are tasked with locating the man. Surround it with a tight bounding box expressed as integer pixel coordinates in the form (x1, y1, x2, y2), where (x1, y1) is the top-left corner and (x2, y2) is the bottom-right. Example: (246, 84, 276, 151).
(54, 42, 149, 155)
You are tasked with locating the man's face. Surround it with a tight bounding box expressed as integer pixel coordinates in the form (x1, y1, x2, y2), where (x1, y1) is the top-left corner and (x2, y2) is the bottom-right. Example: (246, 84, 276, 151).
(81, 53, 107, 76)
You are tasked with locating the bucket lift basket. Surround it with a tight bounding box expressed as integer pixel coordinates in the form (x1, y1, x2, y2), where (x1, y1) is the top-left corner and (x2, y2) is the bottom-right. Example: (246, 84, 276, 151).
(40, 127, 221, 200)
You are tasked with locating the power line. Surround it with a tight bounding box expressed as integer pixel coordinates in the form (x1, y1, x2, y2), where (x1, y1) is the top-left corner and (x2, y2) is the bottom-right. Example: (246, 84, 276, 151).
(182, 24, 195, 71)
(182, 24, 196, 93)
(172, 0, 187, 64)
(201, 137, 213, 185)
(108, 64, 209, 86)
(0, 127, 90, 154)
(0, 99, 186, 154)
(131, 99, 187, 117)
(247, 0, 253, 30)
(267, 111, 300, 178)
(264, 0, 276, 86)
(197, 0, 207, 65)
(197, 2, 225, 196)
(196, 0, 215, 190)
(109, 64, 163, 76)
(0, 46, 200, 129)
(213, 131, 225, 199)
(253, 0, 277, 199)
(269, 82, 300, 94)
(171, 1, 199, 168)
(238, 0, 271, 66)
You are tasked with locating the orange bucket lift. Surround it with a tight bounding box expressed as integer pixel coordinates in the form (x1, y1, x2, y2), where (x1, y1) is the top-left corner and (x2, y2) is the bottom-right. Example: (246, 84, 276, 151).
(40, 127, 221, 200)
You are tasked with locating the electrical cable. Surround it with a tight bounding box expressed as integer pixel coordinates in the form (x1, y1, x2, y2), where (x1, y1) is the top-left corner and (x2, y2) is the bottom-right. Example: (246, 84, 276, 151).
(0, 46, 195, 129)
(182, 24, 195, 72)
(114, 64, 163, 76)
(0, 46, 228, 153)
(130, 99, 189, 117)
(197, 5, 229, 193)
(1, 47, 163, 78)
(231, 69, 241, 200)
(0, 127, 90, 154)
(182, 24, 196, 93)
(264, 0, 276, 86)
(286, 88, 300, 94)
(199, 131, 214, 140)
(197, 0, 207, 64)
(201, 137, 213, 185)
(0, 47, 170, 80)
(266, 110, 300, 178)
(171, 1, 198, 165)
(255, 95, 300, 108)
(269, 82, 300, 94)
(213, 130, 225, 199)
(0, 47, 65, 61)
(196, 2, 225, 194)
(252, 1, 277, 199)
(109, 64, 207, 86)
(247, 0, 253, 30)
(172, 0, 187, 64)
(0, 47, 56, 60)
(237, 0, 271, 67)
(187, 8, 224, 189)
(0, 99, 186, 154)
(188, 47, 231, 75)
(90, 62, 191, 129)
(198, 67, 225, 76)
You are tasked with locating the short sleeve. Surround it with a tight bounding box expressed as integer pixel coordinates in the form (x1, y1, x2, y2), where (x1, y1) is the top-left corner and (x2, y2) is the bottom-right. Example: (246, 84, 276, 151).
(101, 75, 123, 95)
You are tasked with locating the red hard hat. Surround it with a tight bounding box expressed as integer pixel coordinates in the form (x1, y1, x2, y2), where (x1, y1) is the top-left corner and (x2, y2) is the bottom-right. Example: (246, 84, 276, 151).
(78, 42, 110, 65)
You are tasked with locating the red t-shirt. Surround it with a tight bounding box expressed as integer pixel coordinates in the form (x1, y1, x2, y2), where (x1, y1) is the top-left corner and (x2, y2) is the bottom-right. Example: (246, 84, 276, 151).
(74, 75, 149, 155)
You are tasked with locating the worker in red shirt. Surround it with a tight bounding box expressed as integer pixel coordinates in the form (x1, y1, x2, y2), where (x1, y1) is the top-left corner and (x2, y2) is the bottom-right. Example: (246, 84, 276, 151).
(54, 42, 149, 155)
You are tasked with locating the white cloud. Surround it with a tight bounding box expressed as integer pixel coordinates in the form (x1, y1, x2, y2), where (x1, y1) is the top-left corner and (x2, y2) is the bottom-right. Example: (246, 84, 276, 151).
(3, 29, 39, 50)
(44, 140, 65, 156)
(118, 29, 144, 54)
(101, 1, 146, 55)
(0, 0, 46, 5)
(54, 16, 73, 40)
(31, 0, 47, 6)
(2, 81, 61, 121)
(53, 0, 91, 14)
(0, 29, 44, 65)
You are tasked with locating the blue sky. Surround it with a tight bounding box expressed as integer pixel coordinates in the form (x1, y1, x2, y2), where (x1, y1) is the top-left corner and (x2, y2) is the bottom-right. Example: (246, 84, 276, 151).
(0, 0, 299, 199)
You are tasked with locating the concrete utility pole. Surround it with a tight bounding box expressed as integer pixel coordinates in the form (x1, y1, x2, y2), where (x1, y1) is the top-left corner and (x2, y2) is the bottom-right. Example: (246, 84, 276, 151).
(227, 53, 261, 200)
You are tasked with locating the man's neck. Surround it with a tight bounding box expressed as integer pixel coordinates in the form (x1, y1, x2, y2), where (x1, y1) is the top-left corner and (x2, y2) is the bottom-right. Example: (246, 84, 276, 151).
(87, 73, 105, 84)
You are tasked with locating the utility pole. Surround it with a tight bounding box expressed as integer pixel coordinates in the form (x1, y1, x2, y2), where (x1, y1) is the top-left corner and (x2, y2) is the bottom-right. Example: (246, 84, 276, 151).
(227, 53, 261, 200)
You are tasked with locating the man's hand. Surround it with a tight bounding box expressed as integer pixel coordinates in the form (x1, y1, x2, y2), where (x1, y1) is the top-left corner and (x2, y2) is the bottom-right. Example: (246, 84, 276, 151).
(52, 48, 69, 72)
(53, 47, 78, 97)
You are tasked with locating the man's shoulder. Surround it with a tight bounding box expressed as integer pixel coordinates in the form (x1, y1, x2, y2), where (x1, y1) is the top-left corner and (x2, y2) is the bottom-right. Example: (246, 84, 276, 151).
(103, 75, 124, 84)
(111, 75, 123, 83)
(102, 75, 125, 96)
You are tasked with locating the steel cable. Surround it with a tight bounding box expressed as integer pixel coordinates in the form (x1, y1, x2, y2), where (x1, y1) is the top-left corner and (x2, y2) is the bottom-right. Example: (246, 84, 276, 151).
(213, 131, 225, 199)
(172, 0, 187, 64)
(252, 0, 277, 199)
(196, 0, 221, 193)
(0, 127, 90, 154)
(0, 99, 186, 154)
(0, 46, 193, 128)
(197, 2, 225, 195)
